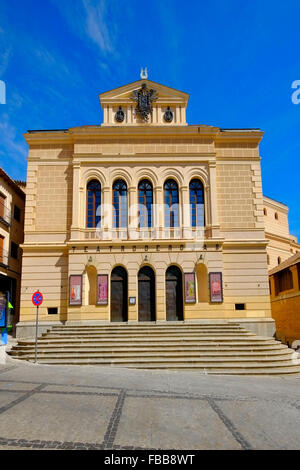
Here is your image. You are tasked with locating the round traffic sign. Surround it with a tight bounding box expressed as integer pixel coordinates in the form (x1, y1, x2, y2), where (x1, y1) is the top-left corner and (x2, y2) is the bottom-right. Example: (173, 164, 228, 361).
(32, 291, 43, 306)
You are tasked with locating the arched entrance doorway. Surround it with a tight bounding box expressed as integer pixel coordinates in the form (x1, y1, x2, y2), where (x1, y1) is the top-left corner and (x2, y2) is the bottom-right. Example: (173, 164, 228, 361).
(111, 266, 128, 322)
(165, 265, 183, 321)
(138, 266, 156, 322)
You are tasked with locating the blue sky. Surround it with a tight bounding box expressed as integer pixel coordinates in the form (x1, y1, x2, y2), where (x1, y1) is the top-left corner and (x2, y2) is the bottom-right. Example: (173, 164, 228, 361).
(0, 0, 299, 238)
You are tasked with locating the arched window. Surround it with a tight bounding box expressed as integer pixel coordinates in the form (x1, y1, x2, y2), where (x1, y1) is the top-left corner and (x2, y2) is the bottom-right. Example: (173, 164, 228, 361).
(189, 179, 205, 227)
(113, 179, 127, 228)
(164, 179, 179, 227)
(86, 179, 101, 228)
(278, 257, 281, 265)
(138, 179, 153, 228)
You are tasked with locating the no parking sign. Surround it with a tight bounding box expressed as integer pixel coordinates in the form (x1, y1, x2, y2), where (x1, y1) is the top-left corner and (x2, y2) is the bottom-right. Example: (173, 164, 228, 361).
(32, 291, 43, 363)
(32, 291, 43, 306)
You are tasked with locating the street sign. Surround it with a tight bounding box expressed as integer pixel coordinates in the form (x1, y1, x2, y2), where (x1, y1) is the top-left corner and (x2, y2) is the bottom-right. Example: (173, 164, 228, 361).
(32, 291, 43, 306)
(32, 291, 43, 363)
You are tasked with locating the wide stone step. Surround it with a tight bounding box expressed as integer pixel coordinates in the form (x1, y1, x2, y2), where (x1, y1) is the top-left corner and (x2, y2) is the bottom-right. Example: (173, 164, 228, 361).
(16, 357, 300, 369)
(15, 337, 281, 348)
(51, 322, 242, 329)
(42, 333, 257, 342)
(10, 342, 287, 352)
(8, 350, 299, 363)
(9, 350, 295, 361)
(49, 326, 245, 333)
(45, 329, 249, 337)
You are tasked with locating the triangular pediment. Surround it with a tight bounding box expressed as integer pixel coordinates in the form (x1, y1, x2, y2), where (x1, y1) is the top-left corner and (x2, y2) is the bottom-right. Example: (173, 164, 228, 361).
(99, 79, 189, 126)
(99, 80, 189, 106)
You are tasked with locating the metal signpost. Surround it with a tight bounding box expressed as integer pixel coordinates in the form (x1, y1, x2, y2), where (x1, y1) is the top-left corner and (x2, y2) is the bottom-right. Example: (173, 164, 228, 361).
(0, 294, 6, 346)
(32, 290, 43, 363)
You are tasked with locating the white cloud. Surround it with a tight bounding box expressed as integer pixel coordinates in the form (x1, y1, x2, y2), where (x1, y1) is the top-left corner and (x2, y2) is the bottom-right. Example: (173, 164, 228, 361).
(51, 0, 116, 56)
(0, 113, 27, 166)
(82, 0, 114, 54)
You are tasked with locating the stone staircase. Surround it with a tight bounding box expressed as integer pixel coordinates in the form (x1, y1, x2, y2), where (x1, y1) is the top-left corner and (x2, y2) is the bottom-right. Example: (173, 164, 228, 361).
(8, 322, 300, 375)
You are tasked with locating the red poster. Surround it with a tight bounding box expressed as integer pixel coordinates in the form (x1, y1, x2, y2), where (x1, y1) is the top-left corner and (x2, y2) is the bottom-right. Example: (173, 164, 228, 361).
(209, 272, 223, 303)
(97, 274, 108, 305)
(184, 273, 196, 303)
(69, 275, 82, 306)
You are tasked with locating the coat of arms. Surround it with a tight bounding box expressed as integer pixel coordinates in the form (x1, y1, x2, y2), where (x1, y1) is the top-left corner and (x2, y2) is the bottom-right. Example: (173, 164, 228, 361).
(131, 83, 158, 122)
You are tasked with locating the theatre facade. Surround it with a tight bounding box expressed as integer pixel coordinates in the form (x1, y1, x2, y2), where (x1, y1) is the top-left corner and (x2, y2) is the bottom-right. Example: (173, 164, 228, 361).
(17, 78, 274, 338)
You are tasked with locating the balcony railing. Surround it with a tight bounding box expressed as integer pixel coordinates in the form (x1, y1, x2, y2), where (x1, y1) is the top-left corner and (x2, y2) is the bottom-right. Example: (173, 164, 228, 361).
(0, 201, 11, 226)
(82, 227, 206, 242)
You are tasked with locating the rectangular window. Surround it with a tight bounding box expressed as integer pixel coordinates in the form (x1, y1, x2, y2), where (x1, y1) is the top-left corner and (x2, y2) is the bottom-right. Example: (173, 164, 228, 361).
(13, 205, 21, 222)
(48, 308, 58, 315)
(10, 241, 18, 259)
(235, 303, 245, 310)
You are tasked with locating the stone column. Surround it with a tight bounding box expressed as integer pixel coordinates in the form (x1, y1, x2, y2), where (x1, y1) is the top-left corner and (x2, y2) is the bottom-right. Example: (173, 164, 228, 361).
(102, 186, 112, 240)
(181, 106, 186, 124)
(128, 186, 138, 240)
(208, 162, 220, 238)
(180, 185, 191, 239)
(70, 162, 81, 239)
(154, 185, 164, 239)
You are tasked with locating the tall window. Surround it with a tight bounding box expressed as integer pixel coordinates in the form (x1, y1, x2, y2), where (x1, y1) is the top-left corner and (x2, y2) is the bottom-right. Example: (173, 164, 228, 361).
(138, 179, 153, 228)
(164, 179, 179, 227)
(86, 180, 101, 228)
(113, 179, 127, 228)
(189, 179, 205, 227)
(14, 205, 21, 222)
(10, 241, 18, 260)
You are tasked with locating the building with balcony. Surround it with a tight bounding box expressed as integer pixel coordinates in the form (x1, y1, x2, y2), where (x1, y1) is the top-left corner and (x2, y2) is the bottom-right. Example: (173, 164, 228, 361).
(269, 252, 300, 346)
(17, 78, 275, 338)
(0, 168, 25, 331)
(263, 196, 300, 270)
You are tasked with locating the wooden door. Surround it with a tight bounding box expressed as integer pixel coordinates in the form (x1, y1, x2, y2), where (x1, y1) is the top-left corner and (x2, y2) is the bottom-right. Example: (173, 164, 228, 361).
(138, 266, 155, 321)
(111, 267, 128, 322)
(166, 266, 183, 321)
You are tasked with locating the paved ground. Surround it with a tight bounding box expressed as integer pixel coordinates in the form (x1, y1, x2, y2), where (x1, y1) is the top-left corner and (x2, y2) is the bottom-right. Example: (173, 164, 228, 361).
(0, 355, 299, 451)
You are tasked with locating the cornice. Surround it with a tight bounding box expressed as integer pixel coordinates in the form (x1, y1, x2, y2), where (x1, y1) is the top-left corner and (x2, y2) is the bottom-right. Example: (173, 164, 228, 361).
(24, 125, 264, 147)
(265, 231, 300, 246)
(263, 196, 288, 211)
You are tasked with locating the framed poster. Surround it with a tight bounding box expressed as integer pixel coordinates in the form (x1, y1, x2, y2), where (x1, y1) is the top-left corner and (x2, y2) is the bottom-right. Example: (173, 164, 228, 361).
(69, 275, 82, 306)
(209, 272, 223, 303)
(184, 272, 196, 303)
(97, 274, 108, 305)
